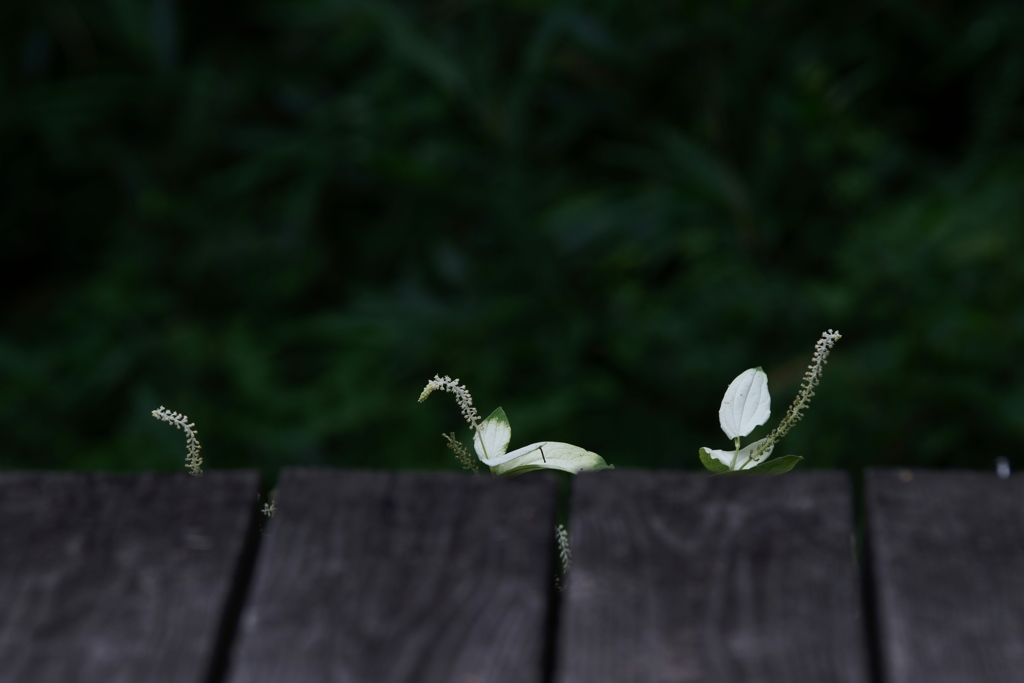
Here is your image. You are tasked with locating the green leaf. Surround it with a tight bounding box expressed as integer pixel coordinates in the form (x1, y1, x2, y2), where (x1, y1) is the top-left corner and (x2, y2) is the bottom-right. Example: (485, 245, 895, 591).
(699, 447, 731, 473)
(490, 442, 614, 476)
(473, 406, 511, 464)
(721, 455, 803, 476)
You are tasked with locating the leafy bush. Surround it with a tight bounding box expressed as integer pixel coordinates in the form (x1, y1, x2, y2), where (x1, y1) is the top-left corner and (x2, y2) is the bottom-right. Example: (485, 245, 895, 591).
(2, 0, 1023, 474)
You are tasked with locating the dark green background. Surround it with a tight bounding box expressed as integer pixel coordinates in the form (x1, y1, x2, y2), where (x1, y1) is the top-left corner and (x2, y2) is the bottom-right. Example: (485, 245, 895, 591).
(3, 0, 1023, 478)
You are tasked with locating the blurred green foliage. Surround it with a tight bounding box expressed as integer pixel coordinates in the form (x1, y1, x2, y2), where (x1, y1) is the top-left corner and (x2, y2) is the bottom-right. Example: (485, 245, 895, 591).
(2, 0, 1023, 477)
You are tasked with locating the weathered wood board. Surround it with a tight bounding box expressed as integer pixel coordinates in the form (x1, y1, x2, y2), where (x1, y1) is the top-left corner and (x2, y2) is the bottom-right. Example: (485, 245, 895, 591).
(0, 471, 261, 683)
(866, 468, 1024, 683)
(226, 469, 558, 683)
(555, 470, 869, 683)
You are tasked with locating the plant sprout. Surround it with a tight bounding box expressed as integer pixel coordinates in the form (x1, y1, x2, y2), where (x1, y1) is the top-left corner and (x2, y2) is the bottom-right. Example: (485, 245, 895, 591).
(418, 375, 613, 476)
(699, 329, 842, 475)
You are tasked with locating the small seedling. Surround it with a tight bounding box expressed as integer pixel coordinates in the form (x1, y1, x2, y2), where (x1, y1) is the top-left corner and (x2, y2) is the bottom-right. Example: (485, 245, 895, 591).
(698, 329, 841, 475)
(418, 375, 614, 476)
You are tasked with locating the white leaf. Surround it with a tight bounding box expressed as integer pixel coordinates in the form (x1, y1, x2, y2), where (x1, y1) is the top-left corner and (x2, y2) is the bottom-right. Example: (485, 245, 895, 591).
(478, 440, 549, 467)
(473, 407, 511, 463)
(701, 438, 775, 471)
(719, 367, 771, 439)
(489, 442, 614, 476)
(702, 447, 736, 468)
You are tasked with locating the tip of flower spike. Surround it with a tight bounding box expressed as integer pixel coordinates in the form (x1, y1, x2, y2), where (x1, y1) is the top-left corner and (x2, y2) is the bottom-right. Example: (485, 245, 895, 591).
(419, 375, 448, 402)
(418, 374, 481, 429)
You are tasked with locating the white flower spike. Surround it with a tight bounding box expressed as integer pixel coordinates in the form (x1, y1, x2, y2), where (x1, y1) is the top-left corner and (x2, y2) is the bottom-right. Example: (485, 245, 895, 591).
(151, 406, 203, 475)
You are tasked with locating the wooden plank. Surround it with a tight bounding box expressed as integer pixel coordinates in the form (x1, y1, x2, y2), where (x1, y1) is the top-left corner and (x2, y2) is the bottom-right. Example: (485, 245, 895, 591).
(555, 471, 870, 683)
(866, 468, 1024, 683)
(0, 471, 261, 683)
(226, 469, 557, 683)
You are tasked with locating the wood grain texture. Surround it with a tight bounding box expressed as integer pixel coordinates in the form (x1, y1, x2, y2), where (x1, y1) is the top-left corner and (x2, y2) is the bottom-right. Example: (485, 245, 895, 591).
(555, 470, 869, 683)
(0, 471, 260, 683)
(866, 468, 1024, 683)
(225, 469, 557, 683)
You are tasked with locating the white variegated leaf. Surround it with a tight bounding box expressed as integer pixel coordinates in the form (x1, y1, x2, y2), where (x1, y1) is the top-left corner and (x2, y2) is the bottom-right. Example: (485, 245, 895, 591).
(699, 447, 731, 473)
(700, 438, 775, 471)
(473, 406, 511, 463)
(490, 442, 614, 476)
(477, 440, 550, 467)
(719, 367, 771, 439)
(702, 447, 737, 469)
